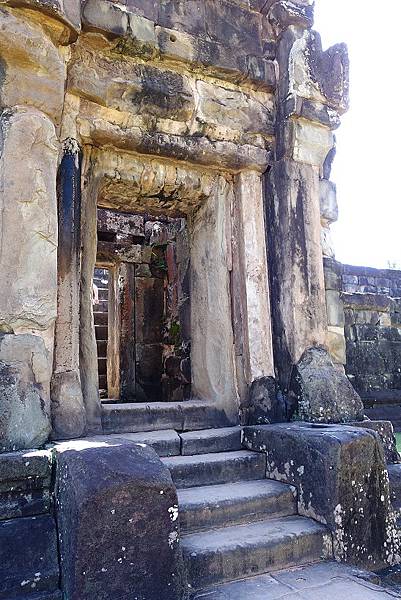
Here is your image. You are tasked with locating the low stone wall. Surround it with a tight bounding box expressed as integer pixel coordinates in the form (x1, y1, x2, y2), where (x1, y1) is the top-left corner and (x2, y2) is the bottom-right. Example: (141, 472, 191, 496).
(324, 260, 401, 407)
(342, 264, 401, 297)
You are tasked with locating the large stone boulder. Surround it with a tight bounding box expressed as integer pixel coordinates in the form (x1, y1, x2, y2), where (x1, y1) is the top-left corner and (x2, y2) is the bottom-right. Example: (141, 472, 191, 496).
(290, 346, 364, 423)
(0, 334, 51, 452)
(54, 440, 183, 600)
(243, 423, 401, 569)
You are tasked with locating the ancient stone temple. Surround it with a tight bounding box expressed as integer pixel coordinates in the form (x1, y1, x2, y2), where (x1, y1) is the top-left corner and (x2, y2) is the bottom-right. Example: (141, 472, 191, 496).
(1, 0, 401, 598)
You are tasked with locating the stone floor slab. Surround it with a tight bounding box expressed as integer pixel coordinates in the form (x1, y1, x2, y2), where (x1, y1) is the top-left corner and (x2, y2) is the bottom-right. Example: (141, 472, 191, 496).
(193, 563, 400, 599)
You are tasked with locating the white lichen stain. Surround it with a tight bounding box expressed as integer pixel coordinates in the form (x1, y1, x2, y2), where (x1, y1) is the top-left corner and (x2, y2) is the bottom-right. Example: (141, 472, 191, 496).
(168, 531, 179, 549)
(168, 505, 179, 523)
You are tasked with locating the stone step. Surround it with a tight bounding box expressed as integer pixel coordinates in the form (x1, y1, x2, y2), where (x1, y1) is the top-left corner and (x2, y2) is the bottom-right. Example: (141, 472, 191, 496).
(162, 451, 266, 489)
(87, 430, 181, 458)
(364, 406, 401, 431)
(182, 516, 328, 591)
(98, 357, 107, 375)
(95, 325, 108, 340)
(94, 312, 108, 325)
(102, 401, 235, 434)
(192, 562, 395, 600)
(178, 479, 296, 533)
(180, 427, 242, 456)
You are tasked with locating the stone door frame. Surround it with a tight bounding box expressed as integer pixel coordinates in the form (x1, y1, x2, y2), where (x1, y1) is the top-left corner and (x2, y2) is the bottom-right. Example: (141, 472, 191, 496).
(75, 147, 275, 430)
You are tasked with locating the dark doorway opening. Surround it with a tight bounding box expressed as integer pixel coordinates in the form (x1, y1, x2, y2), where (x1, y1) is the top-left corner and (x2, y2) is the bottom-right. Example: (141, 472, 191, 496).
(93, 208, 191, 403)
(93, 267, 109, 398)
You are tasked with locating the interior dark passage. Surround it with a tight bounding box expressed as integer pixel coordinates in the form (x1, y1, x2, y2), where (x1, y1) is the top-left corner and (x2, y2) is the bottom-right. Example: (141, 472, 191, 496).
(93, 208, 191, 403)
(93, 267, 109, 397)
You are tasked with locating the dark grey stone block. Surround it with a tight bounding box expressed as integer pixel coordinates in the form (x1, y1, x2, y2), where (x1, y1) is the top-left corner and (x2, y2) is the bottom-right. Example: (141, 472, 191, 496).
(246, 377, 289, 425)
(0, 514, 60, 599)
(348, 420, 400, 464)
(243, 422, 397, 569)
(55, 440, 182, 600)
(0, 449, 52, 520)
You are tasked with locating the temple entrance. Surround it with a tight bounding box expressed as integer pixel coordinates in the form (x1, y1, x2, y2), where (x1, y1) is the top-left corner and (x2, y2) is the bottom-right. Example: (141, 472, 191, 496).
(93, 208, 191, 403)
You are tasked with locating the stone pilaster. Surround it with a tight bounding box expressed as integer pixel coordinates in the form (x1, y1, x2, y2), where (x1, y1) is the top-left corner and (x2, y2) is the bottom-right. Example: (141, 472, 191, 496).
(233, 171, 275, 384)
(51, 138, 86, 439)
(265, 1, 362, 421)
(79, 159, 102, 433)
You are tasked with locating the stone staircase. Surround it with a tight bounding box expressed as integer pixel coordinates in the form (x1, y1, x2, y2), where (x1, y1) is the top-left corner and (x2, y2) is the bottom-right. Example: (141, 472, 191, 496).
(101, 424, 330, 597)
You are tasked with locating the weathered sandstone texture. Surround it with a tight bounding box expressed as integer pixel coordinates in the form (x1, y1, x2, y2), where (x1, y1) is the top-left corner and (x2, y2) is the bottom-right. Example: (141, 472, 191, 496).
(55, 440, 183, 600)
(0, 0, 358, 445)
(0, 334, 51, 452)
(243, 423, 401, 569)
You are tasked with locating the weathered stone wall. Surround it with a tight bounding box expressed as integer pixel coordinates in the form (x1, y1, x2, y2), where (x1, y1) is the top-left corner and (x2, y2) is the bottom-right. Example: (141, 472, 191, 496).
(324, 259, 401, 403)
(0, 0, 355, 439)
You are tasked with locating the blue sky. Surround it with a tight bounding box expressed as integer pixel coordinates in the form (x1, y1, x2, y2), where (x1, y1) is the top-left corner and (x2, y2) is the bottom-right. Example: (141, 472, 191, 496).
(314, 1, 401, 268)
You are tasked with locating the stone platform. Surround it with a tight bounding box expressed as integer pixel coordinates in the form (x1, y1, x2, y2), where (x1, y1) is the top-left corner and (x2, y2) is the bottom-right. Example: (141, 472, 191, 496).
(193, 562, 400, 599)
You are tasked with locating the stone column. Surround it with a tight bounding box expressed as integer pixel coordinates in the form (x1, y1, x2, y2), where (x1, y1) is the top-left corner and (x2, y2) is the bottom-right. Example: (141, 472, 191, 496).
(51, 139, 86, 439)
(265, 2, 363, 422)
(0, 107, 59, 451)
(0, 6, 66, 451)
(234, 171, 275, 384)
(80, 165, 102, 433)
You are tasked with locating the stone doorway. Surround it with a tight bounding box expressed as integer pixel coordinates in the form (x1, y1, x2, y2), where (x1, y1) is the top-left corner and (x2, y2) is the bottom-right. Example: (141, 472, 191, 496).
(94, 208, 191, 403)
(78, 152, 272, 431)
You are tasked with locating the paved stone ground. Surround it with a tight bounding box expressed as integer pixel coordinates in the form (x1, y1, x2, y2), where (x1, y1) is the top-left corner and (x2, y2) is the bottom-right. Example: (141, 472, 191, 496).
(194, 562, 401, 599)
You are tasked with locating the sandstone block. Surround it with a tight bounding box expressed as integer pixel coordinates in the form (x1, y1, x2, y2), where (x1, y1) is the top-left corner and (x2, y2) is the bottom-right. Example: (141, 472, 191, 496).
(82, 0, 129, 37)
(290, 346, 364, 423)
(68, 50, 194, 122)
(320, 179, 338, 223)
(55, 440, 182, 600)
(291, 118, 334, 167)
(0, 107, 58, 334)
(268, 0, 314, 35)
(196, 80, 274, 141)
(204, 0, 263, 55)
(0, 9, 66, 123)
(323, 257, 342, 291)
(348, 420, 400, 465)
(243, 422, 399, 568)
(0, 448, 52, 520)
(0, 334, 51, 453)
(246, 376, 289, 425)
(325, 289, 344, 327)
(326, 325, 346, 365)
(321, 223, 335, 258)
(51, 371, 86, 440)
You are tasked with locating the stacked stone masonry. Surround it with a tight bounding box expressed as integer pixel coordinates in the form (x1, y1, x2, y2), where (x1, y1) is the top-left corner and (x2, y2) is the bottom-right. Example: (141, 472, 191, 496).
(0, 0, 399, 598)
(324, 259, 401, 414)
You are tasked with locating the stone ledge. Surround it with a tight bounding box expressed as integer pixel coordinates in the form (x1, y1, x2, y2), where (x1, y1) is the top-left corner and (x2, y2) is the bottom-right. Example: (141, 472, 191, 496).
(0, 449, 52, 520)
